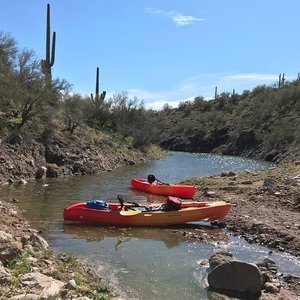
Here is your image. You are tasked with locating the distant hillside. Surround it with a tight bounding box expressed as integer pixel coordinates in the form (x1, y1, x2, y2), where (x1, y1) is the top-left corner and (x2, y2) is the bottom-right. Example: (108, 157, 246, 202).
(1, 31, 299, 164)
(155, 80, 300, 162)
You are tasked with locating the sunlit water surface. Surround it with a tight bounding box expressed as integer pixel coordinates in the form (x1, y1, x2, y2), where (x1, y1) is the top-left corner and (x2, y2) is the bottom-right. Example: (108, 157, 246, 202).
(1, 152, 299, 299)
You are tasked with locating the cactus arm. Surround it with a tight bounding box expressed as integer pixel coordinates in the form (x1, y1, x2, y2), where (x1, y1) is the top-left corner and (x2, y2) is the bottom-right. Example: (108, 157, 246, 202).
(100, 91, 106, 102)
(50, 31, 56, 67)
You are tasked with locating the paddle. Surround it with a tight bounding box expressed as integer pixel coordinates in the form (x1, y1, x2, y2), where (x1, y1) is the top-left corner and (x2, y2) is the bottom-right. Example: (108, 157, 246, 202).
(119, 210, 141, 216)
(117, 194, 140, 207)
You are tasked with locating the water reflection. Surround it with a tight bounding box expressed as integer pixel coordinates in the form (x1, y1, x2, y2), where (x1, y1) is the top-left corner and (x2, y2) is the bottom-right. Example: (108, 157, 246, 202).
(63, 223, 230, 249)
(129, 189, 167, 203)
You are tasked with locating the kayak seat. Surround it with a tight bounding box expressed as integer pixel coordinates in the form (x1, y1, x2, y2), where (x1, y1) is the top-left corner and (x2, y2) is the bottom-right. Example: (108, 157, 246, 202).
(164, 196, 182, 210)
(127, 198, 182, 212)
(128, 206, 151, 212)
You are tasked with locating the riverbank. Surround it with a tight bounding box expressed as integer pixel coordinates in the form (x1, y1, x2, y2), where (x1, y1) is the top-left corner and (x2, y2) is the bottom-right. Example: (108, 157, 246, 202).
(184, 160, 300, 298)
(0, 200, 117, 299)
(0, 127, 166, 185)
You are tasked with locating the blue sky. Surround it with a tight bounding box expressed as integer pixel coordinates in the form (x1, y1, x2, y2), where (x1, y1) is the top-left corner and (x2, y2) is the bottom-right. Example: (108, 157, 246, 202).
(1, 1, 300, 109)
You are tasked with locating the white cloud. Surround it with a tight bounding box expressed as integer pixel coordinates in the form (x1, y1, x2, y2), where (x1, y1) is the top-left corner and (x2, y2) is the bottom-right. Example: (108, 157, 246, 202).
(126, 88, 181, 109)
(95, 72, 282, 111)
(176, 72, 280, 99)
(146, 8, 205, 26)
(224, 73, 278, 81)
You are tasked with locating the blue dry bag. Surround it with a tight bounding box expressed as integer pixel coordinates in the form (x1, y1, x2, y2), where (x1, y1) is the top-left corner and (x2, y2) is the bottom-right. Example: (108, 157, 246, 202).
(86, 200, 110, 210)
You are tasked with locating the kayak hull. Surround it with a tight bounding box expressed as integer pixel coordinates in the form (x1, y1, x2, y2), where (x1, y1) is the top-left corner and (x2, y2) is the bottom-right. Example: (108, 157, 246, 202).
(63, 201, 231, 227)
(131, 178, 197, 198)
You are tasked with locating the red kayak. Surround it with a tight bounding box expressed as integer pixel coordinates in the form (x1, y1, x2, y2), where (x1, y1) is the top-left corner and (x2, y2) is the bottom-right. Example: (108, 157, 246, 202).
(63, 196, 231, 226)
(131, 178, 197, 198)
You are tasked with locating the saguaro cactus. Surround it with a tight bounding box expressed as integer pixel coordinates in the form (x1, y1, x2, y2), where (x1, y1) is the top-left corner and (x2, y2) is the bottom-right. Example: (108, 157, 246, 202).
(281, 73, 285, 85)
(278, 73, 286, 88)
(278, 73, 282, 87)
(91, 67, 106, 105)
(41, 3, 56, 81)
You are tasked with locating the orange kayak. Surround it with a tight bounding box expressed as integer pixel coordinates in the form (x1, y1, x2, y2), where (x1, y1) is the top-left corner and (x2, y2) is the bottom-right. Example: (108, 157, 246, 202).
(131, 178, 197, 198)
(63, 200, 231, 227)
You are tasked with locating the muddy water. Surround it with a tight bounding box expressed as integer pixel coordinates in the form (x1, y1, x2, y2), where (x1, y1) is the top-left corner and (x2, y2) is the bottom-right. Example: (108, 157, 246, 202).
(1, 152, 299, 299)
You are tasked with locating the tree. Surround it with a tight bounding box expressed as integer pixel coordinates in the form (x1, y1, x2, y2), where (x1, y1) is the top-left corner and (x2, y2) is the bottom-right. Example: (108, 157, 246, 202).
(12, 49, 70, 129)
(0, 32, 18, 116)
(62, 94, 88, 134)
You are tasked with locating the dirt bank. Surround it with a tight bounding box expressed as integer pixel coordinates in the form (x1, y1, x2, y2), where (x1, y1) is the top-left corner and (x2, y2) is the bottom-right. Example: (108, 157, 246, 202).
(0, 127, 165, 185)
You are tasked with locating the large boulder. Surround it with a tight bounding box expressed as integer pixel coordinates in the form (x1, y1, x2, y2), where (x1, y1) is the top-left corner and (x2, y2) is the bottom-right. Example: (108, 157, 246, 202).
(208, 260, 262, 297)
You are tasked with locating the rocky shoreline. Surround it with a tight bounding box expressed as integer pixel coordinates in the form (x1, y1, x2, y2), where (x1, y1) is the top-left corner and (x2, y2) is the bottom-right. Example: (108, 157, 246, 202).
(185, 160, 300, 299)
(186, 162, 300, 259)
(0, 200, 114, 300)
(0, 129, 165, 185)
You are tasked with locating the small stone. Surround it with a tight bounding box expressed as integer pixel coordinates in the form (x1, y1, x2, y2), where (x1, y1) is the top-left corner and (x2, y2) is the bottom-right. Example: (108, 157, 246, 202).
(264, 282, 279, 294)
(66, 279, 77, 289)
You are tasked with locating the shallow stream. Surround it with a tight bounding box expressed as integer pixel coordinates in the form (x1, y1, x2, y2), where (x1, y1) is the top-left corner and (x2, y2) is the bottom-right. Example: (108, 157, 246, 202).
(1, 152, 299, 299)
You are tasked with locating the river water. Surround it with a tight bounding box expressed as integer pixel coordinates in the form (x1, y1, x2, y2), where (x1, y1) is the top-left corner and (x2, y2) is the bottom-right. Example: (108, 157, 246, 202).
(1, 152, 299, 299)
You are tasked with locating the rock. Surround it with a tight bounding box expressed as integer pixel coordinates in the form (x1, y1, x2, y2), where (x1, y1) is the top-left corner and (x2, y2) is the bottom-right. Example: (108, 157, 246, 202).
(294, 161, 300, 166)
(263, 177, 277, 188)
(0, 264, 11, 283)
(46, 164, 59, 178)
(29, 233, 49, 251)
(255, 257, 277, 273)
(0, 241, 23, 261)
(208, 250, 235, 269)
(35, 166, 47, 179)
(66, 278, 77, 289)
(206, 290, 232, 299)
(220, 171, 236, 177)
(240, 180, 253, 185)
(9, 134, 23, 145)
(264, 150, 280, 162)
(264, 282, 279, 293)
(10, 294, 39, 300)
(20, 272, 64, 298)
(283, 274, 300, 284)
(18, 179, 27, 185)
(24, 244, 34, 254)
(0, 231, 14, 243)
(39, 280, 64, 299)
(207, 261, 262, 296)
